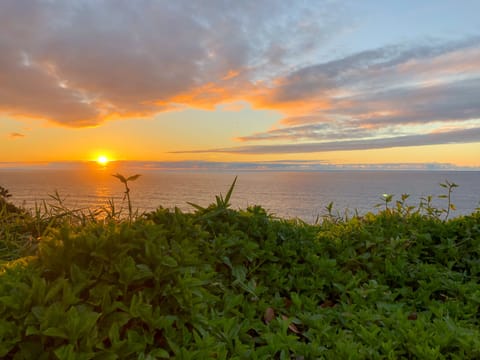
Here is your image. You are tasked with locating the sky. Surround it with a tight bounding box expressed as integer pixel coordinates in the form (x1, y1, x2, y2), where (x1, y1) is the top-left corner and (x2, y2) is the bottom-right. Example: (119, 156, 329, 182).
(1, 0, 480, 170)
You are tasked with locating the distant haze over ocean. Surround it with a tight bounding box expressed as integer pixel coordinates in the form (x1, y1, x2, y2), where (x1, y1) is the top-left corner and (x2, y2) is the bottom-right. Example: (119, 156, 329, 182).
(0, 160, 479, 172)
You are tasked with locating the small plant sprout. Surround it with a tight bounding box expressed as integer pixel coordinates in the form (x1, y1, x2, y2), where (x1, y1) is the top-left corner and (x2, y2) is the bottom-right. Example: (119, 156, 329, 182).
(112, 173, 141, 221)
(439, 180, 458, 220)
(381, 193, 393, 211)
(395, 194, 415, 216)
(0, 185, 12, 199)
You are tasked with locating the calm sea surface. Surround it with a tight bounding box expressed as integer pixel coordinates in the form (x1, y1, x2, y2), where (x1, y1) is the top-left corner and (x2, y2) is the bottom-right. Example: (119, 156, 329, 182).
(1, 169, 479, 222)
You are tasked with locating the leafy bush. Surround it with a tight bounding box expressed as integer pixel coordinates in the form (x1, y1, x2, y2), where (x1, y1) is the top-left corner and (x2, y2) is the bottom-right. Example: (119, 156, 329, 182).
(0, 180, 479, 358)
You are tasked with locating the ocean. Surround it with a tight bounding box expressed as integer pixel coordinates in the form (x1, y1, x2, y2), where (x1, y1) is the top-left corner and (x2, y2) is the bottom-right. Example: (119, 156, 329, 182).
(1, 169, 479, 222)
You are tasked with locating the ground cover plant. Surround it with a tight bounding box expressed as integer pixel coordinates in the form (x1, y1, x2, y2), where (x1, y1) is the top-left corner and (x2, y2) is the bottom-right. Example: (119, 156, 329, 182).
(0, 179, 480, 359)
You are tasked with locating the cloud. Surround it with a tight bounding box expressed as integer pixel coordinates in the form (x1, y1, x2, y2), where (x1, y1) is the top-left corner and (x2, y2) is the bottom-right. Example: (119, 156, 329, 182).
(239, 37, 480, 148)
(2, 0, 480, 161)
(9, 132, 25, 139)
(236, 123, 375, 142)
(0, 0, 341, 127)
(252, 37, 480, 112)
(333, 77, 480, 126)
(174, 127, 480, 154)
(239, 74, 480, 144)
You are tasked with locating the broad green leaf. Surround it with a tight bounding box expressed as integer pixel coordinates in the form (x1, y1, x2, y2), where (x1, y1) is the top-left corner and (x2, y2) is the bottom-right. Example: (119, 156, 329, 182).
(25, 325, 40, 336)
(64, 305, 101, 342)
(54, 344, 75, 360)
(150, 348, 170, 358)
(42, 327, 68, 339)
(112, 174, 127, 184)
(160, 256, 178, 267)
(127, 174, 141, 182)
(45, 278, 66, 304)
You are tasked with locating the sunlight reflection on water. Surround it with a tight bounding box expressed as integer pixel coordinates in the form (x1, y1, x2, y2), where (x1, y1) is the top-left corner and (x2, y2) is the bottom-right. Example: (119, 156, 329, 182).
(1, 169, 479, 222)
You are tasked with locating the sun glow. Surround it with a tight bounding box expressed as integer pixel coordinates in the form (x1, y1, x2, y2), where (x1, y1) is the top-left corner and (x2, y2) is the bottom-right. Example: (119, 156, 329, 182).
(96, 155, 109, 165)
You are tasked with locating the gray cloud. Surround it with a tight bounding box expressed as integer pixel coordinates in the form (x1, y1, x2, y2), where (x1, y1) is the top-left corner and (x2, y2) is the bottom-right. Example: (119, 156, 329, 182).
(240, 75, 480, 143)
(263, 36, 480, 105)
(237, 123, 376, 142)
(245, 37, 480, 147)
(176, 127, 480, 154)
(329, 76, 480, 125)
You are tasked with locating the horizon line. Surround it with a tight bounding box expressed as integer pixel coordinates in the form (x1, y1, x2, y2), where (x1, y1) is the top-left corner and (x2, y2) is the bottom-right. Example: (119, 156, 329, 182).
(0, 160, 479, 172)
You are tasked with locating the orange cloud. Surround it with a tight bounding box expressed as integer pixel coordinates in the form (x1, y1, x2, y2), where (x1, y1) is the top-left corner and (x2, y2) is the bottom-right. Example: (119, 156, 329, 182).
(9, 132, 25, 139)
(222, 70, 240, 80)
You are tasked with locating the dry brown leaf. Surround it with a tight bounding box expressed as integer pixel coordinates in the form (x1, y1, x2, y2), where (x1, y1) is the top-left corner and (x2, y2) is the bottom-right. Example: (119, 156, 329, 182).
(320, 300, 335, 308)
(281, 315, 301, 334)
(408, 312, 418, 320)
(284, 297, 293, 309)
(264, 307, 275, 324)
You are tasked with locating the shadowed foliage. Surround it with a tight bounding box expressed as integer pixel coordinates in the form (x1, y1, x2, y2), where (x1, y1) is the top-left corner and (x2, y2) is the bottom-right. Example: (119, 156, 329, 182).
(0, 180, 479, 358)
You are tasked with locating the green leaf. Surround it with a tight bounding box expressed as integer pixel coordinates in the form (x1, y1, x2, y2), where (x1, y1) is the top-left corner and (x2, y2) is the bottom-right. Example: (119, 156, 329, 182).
(115, 256, 137, 284)
(17, 341, 45, 359)
(64, 305, 101, 342)
(112, 173, 127, 184)
(127, 174, 141, 182)
(150, 348, 170, 358)
(223, 176, 237, 206)
(187, 202, 205, 212)
(133, 264, 153, 281)
(232, 265, 247, 283)
(42, 327, 68, 339)
(54, 344, 76, 360)
(160, 256, 178, 267)
(108, 322, 121, 344)
(45, 278, 66, 304)
(25, 325, 40, 336)
(129, 293, 152, 319)
(0, 295, 19, 309)
(31, 306, 45, 321)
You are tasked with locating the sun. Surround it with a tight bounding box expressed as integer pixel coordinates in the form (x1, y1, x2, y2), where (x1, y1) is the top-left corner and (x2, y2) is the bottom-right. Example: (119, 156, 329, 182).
(96, 155, 109, 166)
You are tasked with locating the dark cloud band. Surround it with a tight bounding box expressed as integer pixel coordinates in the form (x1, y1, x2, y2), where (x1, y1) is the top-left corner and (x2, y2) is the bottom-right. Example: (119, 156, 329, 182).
(173, 127, 480, 154)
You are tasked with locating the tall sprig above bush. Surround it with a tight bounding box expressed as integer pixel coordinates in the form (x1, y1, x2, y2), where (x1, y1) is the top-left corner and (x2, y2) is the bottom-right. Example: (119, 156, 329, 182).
(438, 180, 458, 220)
(112, 173, 141, 221)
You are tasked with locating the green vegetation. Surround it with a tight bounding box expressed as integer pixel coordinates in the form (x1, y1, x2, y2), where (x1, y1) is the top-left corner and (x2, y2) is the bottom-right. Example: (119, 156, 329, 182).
(1, 179, 480, 359)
